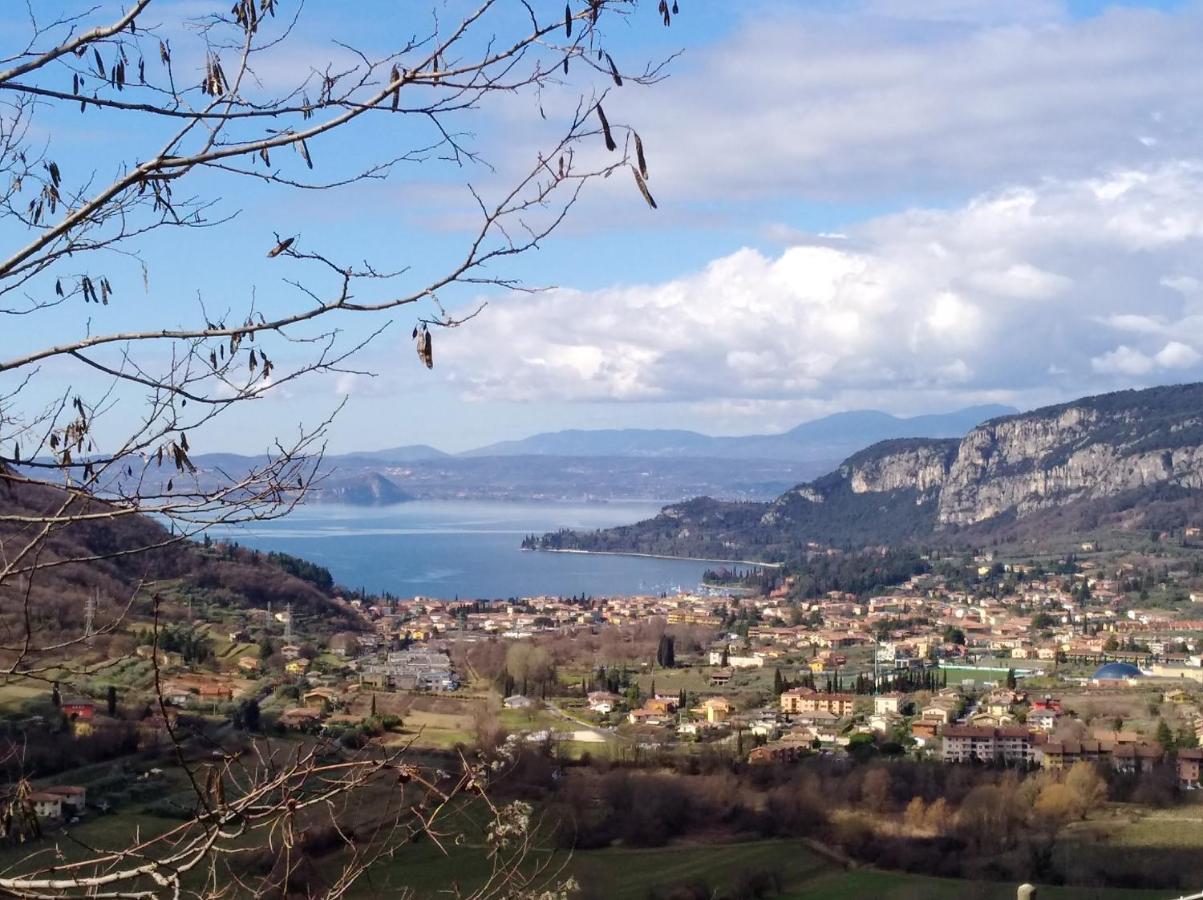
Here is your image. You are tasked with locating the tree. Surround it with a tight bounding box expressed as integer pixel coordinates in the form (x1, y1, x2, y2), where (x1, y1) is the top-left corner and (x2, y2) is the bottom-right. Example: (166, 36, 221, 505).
(1065, 761, 1107, 815)
(903, 796, 927, 831)
(0, 2, 667, 897)
(1005, 668, 1017, 690)
(1034, 782, 1079, 827)
(106, 685, 118, 716)
(1156, 718, 1175, 751)
(655, 634, 676, 668)
(860, 767, 892, 813)
(943, 626, 966, 646)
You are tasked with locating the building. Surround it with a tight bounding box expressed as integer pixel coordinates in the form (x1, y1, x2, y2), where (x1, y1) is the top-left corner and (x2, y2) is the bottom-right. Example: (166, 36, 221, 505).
(1178, 748, 1203, 789)
(26, 792, 63, 820)
(586, 691, 621, 714)
(941, 726, 1035, 765)
(780, 688, 855, 718)
(701, 697, 731, 724)
(748, 737, 811, 764)
(44, 786, 86, 814)
(1041, 740, 1110, 770)
(874, 693, 905, 716)
(1112, 743, 1164, 775)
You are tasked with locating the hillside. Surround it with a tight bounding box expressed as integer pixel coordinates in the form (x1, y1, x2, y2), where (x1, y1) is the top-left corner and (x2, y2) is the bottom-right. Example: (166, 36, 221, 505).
(0, 474, 361, 654)
(529, 383, 1203, 560)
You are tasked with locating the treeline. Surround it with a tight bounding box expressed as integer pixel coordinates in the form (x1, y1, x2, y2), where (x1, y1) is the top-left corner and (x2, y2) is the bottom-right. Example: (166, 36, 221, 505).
(788, 548, 929, 599)
(493, 748, 1198, 892)
(130, 624, 213, 664)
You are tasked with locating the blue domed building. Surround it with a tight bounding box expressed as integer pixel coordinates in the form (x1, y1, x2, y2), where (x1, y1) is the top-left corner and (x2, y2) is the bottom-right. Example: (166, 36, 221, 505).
(1091, 662, 1143, 681)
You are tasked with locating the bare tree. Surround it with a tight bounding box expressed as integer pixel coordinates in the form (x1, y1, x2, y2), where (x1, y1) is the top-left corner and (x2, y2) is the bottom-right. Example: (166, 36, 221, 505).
(0, 1, 670, 895)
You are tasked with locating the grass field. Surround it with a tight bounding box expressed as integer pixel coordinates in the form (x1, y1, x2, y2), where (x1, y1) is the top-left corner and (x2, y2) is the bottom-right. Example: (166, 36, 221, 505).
(1093, 803, 1203, 849)
(351, 837, 1172, 900)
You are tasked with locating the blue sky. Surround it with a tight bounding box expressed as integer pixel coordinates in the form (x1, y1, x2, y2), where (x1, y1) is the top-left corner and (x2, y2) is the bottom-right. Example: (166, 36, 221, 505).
(5, 0, 1203, 455)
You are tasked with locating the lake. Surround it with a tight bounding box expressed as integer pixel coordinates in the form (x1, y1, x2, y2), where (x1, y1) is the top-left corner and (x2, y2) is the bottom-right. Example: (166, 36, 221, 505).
(210, 500, 715, 600)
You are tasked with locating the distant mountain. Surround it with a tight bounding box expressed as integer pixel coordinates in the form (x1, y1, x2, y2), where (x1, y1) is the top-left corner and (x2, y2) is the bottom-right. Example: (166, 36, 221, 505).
(309, 472, 414, 505)
(462, 405, 1016, 462)
(461, 429, 718, 459)
(338, 444, 450, 463)
(530, 384, 1203, 560)
(185, 404, 1015, 505)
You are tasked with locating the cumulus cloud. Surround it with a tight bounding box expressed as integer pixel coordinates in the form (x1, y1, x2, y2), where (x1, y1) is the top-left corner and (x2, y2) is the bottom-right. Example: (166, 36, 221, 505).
(442, 163, 1203, 407)
(612, 3, 1203, 202)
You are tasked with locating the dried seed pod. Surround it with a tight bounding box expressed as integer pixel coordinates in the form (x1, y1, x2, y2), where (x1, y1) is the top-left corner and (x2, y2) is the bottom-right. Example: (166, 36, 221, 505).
(605, 52, 622, 87)
(565, 3, 572, 38)
(267, 237, 294, 258)
(632, 166, 657, 209)
(596, 103, 616, 151)
(634, 131, 648, 179)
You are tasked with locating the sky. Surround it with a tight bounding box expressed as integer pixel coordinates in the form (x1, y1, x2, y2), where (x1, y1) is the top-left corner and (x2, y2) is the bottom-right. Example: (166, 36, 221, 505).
(4, 0, 1203, 454)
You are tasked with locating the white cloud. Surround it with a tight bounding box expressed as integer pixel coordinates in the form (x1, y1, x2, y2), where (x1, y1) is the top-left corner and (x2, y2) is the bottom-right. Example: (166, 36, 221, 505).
(1156, 341, 1203, 370)
(613, 4, 1203, 202)
(1091, 346, 1154, 376)
(443, 162, 1203, 407)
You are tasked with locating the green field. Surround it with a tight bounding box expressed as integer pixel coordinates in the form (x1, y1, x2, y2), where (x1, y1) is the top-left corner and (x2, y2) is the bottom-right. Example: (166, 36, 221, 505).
(352, 837, 1172, 900)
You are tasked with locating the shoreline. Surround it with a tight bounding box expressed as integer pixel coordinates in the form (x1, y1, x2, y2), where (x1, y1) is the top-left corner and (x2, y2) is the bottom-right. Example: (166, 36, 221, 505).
(530, 547, 781, 568)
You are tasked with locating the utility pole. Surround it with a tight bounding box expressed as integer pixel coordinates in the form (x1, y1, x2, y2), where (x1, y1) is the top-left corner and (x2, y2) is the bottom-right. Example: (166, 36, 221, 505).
(83, 589, 97, 647)
(284, 603, 294, 644)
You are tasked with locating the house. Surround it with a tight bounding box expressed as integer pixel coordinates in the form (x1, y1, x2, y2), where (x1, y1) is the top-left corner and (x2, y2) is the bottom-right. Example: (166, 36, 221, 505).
(969, 711, 1015, 729)
(749, 718, 781, 739)
(26, 792, 63, 820)
(869, 713, 901, 734)
(280, 644, 303, 660)
(748, 737, 811, 764)
(700, 697, 731, 724)
(1040, 740, 1109, 770)
(1178, 748, 1203, 789)
(645, 697, 677, 716)
(303, 688, 339, 711)
(911, 719, 940, 745)
(504, 695, 534, 709)
(61, 700, 94, 721)
(941, 726, 1035, 765)
(874, 693, 905, 716)
(44, 786, 86, 814)
(920, 704, 954, 725)
(238, 656, 262, 674)
(162, 651, 185, 669)
(1112, 743, 1164, 775)
(708, 669, 733, 687)
(628, 708, 667, 726)
(780, 688, 855, 718)
(285, 659, 310, 676)
(1028, 708, 1060, 732)
(586, 691, 621, 715)
(279, 707, 323, 730)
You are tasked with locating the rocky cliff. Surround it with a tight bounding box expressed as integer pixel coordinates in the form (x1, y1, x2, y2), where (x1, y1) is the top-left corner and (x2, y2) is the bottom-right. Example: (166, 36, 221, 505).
(532, 382, 1203, 558)
(774, 383, 1203, 530)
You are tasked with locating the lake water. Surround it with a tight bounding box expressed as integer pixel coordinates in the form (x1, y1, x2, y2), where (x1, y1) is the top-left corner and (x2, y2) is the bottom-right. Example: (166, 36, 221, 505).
(210, 500, 713, 600)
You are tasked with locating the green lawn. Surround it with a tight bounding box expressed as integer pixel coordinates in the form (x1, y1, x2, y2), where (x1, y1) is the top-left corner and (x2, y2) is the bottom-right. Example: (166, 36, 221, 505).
(351, 837, 1173, 900)
(787, 869, 1168, 900)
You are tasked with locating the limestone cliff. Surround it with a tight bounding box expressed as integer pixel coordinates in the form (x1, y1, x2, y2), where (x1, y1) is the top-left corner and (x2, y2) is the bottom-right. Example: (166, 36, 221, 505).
(531, 382, 1203, 557)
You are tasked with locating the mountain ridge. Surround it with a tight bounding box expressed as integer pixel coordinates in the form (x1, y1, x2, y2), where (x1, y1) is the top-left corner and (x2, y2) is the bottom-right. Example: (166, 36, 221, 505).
(528, 382, 1203, 560)
(185, 405, 1014, 504)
